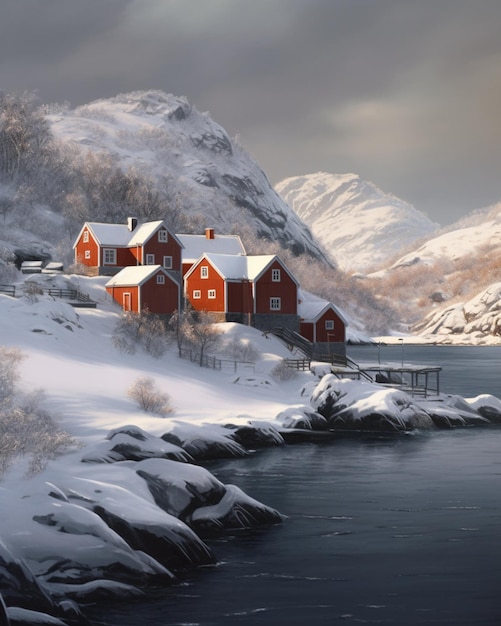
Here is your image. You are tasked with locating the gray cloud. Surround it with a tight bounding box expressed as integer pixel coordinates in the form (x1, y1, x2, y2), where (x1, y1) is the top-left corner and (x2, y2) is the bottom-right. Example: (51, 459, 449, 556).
(1, 0, 500, 224)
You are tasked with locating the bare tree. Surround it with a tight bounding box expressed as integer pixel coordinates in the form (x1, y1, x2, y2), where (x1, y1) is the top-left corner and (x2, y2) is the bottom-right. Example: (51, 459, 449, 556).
(127, 376, 173, 416)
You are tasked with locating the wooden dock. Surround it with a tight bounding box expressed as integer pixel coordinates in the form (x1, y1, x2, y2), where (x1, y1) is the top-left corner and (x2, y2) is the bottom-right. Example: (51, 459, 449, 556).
(355, 361, 441, 397)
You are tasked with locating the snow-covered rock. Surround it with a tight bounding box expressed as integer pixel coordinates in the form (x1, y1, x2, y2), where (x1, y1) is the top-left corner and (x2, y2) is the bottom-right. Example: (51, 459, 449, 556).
(308, 375, 494, 431)
(414, 282, 501, 343)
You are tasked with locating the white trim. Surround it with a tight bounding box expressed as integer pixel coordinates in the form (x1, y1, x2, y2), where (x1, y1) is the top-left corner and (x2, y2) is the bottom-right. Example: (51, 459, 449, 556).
(325, 319, 334, 330)
(208, 289, 216, 299)
(193, 290, 201, 299)
(158, 229, 168, 243)
(84, 250, 91, 259)
(83, 230, 89, 243)
(163, 255, 173, 269)
(123, 292, 132, 311)
(201, 265, 209, 279)
(146, 254, 155, 265)
(156, 274, 165, 285)
(272, 268, 281, 282)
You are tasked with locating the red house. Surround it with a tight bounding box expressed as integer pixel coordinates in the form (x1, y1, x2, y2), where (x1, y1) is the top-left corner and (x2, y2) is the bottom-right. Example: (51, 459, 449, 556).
(298, 291, 348, 357)
(73, 218, 183, 276)
(184, 253, 300, 332)
(105, 265, 180, 315)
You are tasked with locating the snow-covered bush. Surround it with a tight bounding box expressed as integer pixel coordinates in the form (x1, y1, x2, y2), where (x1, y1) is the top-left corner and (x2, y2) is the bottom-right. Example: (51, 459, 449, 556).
(0, 348, 76, 478)
(271, 359, 298, 382)
(221, 336, 258, 362)
(127, 376, 173, 416)
(112, 311, 169, 357)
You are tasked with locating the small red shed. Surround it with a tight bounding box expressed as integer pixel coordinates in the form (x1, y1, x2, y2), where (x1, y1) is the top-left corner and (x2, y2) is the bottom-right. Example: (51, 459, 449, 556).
(105, 265, 180, 315)
(298, 291, 348, 357)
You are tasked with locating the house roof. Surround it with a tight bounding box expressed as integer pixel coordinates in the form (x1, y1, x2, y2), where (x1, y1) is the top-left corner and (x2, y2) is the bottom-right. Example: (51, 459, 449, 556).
(74, 220, 183, 249)
(298, 290, 349, 326)
(79, 223, 132, 247)
(186, 253, 299, 286)
(177, 233, 245, 263)
(105, 265, 178, 288)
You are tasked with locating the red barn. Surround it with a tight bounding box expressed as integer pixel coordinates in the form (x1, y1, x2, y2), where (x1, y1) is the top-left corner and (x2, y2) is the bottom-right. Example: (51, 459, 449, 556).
(299, 291, 348, 357)
(105, 265, 180, 315)
(73, 218, 183, 276)
(184, 253, 300, 332)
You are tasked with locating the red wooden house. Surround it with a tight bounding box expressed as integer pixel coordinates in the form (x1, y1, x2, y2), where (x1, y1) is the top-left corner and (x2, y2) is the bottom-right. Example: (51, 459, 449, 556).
(184, 253, 300, 332)
(105, 265, 180, 315)
(298, 291, 348, 357)
(73, 218, 183, 277)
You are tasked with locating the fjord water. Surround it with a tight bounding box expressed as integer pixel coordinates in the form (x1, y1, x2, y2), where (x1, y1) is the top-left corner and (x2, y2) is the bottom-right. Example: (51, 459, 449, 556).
(96, 346, 501, 625)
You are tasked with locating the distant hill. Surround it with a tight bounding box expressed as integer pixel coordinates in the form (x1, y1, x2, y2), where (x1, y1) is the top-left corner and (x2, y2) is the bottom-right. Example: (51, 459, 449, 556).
(275, 172, 438, 272)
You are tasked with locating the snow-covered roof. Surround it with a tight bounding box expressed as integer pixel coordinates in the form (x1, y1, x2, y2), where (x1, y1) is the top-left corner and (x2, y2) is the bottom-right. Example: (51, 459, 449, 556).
(75, 220, 183, 249)
(177, 233, 245, 262)
(105, 264, 176, 287)
(298, 290, 349, 325)
(195, 253, 297, 284)
(128, 220, 164, 246)
(85, 222, 132, 246)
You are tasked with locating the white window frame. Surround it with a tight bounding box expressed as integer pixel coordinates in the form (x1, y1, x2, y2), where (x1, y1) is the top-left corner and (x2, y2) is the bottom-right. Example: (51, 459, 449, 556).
(270, 297, 281, 311)
(146, 254, 155, 265)
(84, 250, 91, 260)
(193, 290, 201, 299)
(208, 289, 216, 299)
(103, 248, 116, 265)
(158, 229, 168, 243)
(325, 320, 334, 330)
(201, 265, 209, 279)
(163, 256, 173, 269)
(83, 230, 89, 243)
(272, 269, 281, 282)
(156, 274, 165, 285)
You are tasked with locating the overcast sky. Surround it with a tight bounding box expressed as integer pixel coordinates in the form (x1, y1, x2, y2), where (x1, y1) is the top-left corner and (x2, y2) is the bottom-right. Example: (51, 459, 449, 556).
(1, 0, 501, 225)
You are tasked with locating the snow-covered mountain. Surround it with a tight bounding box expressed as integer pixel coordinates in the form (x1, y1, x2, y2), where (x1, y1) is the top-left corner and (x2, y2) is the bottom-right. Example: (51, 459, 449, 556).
(275, 172, 438, 272)
(46, 90, 329, 262)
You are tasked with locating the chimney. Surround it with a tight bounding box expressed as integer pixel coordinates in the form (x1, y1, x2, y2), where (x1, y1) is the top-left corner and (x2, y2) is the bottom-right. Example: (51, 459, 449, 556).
(205, 228, 215, 240)
(127, 217, 138, 232)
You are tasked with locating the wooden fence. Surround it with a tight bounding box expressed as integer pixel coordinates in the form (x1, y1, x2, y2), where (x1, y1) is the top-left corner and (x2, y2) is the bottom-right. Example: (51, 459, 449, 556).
(180, 348, 255, 372)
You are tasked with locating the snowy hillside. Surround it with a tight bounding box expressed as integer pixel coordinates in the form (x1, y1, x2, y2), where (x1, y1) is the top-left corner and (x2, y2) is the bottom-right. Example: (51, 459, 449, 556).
(47, 90, 328, 262)
(275, 172, 438, 272)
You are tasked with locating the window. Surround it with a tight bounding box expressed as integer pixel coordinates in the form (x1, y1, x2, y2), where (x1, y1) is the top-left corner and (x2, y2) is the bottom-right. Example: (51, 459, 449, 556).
(270, 297, 281, 311)
(201, 266, 209, 279)
(193, 290, 201, 299)
(163, 256, 172, 269)
(158, 229, 168, 243)
(84, 250, 91, 260)
(103, 248, 116, 265)
(208, 289, 216, 299)
(156, 274, 165, 285)
(325, 320, 334, 330)
(146, 254, 155, 265)
(83, 230, 89, 243)
(272, 269, 281, 282)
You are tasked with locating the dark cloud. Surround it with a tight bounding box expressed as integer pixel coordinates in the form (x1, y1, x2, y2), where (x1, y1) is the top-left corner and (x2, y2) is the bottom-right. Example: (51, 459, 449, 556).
(1, 0, 501, 224)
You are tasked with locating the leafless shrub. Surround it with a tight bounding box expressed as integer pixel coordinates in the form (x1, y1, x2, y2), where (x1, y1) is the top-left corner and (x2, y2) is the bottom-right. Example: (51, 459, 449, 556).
(127, 376, 173, 416)
(22, 280, 44, 303)
(112, 311, 169, 357)
(271, 360, 298, 382)
(222, 336, 258, 362)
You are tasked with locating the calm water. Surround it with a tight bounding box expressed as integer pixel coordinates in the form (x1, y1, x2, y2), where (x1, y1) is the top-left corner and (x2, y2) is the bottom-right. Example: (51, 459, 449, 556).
(92, 346, 501, 626)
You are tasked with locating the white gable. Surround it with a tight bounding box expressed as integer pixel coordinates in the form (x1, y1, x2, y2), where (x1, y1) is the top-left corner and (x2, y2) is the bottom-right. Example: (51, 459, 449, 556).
(298, 289, 349, 325)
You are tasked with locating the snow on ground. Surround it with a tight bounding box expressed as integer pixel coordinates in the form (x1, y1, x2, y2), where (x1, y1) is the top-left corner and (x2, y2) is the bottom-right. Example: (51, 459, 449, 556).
(0, 275, 305, 445)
